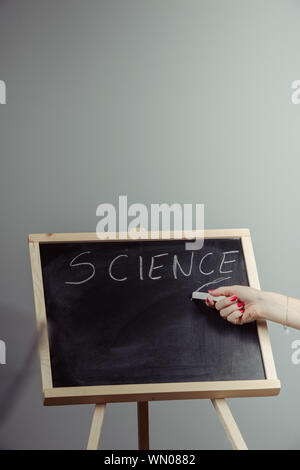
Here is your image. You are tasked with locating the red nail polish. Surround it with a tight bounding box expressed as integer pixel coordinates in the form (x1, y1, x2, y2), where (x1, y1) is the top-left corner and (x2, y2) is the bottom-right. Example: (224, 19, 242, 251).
(230, 296, 237, 301)
(237, 303, 244, 308)
(240, 308, 245, 314)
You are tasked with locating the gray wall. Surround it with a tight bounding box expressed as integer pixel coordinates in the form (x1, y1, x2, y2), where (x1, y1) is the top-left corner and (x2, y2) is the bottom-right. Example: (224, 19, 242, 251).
(0, 0, 300, 449)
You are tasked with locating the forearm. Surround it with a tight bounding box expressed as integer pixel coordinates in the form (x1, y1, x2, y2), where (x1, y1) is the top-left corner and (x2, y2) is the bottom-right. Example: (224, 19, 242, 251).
(285, 296, 300, 330)
(207, 285, 300, 330)
(261, 291, 300, 330)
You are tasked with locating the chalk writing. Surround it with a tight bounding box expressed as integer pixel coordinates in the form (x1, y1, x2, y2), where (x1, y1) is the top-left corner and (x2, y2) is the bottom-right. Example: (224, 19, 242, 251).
(65, 251, 95, 285)
(109, 254, 128, 282)
(66, 250, 240, 286)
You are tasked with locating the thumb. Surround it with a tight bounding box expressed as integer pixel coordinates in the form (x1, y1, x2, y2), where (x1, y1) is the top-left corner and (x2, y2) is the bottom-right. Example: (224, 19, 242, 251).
(208, 286, 237, 298)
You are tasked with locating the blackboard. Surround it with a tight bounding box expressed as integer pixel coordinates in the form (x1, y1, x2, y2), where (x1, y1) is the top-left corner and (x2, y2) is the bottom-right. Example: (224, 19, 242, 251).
(38, 237, 266, 388)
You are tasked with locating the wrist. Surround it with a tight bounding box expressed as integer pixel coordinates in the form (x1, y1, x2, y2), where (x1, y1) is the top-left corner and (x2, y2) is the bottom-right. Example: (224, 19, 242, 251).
(259, 291, 287, 324)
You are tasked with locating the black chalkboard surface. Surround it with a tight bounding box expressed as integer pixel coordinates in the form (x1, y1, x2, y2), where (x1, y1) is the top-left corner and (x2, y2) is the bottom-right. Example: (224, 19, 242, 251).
(39, 237, 266, 388)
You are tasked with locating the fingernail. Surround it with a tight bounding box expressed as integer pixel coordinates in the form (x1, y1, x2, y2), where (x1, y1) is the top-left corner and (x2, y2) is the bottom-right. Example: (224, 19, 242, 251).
(240, 308, 245, 314)
(237, 302, 244, 308)
(208, 290, 215, 293)
(230, 296, 237, 301)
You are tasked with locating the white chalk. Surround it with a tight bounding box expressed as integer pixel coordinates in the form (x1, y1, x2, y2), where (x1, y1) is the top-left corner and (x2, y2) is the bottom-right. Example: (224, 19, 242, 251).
(192, 292, 226, 302)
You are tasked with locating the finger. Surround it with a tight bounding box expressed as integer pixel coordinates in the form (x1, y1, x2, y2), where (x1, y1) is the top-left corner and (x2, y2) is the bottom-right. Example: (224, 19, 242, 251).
(215, 296, 239, 311)
(227, 310, 245, 324)
(240, 307, 256, 324)
(219, 303, 242, 319)
(205, 297, 216, 308)
(208, 285, 238, 298)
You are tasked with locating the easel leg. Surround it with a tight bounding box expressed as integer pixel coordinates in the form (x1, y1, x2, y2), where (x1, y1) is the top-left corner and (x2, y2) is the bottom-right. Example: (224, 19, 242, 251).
(87, 404, 106, 450)
(211, 399, 248, 450)
(137, 401, 150, 450)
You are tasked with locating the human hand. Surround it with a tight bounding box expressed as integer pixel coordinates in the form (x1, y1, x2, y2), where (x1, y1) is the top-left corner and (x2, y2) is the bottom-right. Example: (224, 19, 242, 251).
(205, 285, 284, 325)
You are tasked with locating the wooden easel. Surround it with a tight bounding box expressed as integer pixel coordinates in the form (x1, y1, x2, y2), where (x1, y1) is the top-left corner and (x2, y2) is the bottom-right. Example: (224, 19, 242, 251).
(29, 230, 280, 452)
(86, 398, 247, 451)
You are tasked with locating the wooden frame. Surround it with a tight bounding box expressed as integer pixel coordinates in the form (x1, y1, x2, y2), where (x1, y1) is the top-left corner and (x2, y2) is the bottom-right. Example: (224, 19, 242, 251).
(28, 229, 280, 407)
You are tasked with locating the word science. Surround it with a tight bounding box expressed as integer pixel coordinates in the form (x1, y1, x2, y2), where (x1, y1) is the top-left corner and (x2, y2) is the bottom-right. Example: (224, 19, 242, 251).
(64, 247, 240, 291)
